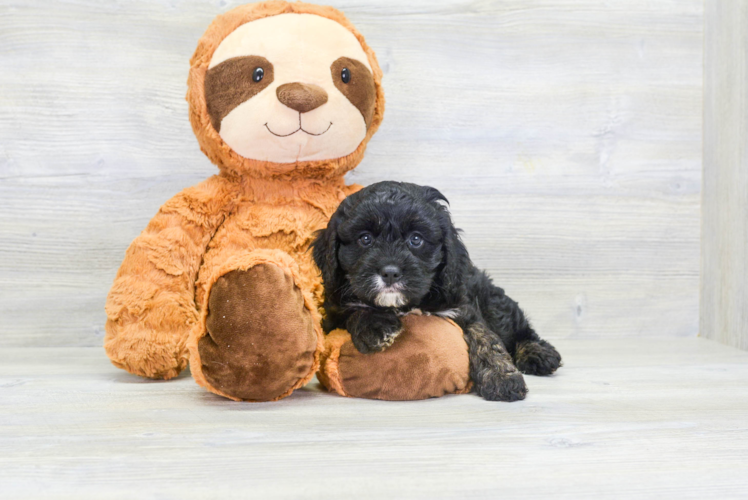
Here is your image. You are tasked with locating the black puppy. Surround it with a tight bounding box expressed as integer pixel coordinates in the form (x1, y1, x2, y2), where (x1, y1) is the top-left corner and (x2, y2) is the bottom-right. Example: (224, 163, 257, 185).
(312, 181, 561, 401)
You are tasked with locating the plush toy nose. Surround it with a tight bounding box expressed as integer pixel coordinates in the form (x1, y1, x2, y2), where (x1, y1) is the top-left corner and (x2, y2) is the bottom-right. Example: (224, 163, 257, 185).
(276, 82, 328, 113)
(380, 265, 402, 287)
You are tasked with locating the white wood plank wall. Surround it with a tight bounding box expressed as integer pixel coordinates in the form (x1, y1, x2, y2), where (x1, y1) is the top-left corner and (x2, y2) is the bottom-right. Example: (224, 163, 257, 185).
(0, 1, 703, 347)
(702, 0, 748, 351)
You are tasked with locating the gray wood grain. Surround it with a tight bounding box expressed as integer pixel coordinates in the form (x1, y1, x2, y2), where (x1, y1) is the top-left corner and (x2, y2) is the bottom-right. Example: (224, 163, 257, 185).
(0, 0, 703, 346)
(1, 338, 747, 499)
(701, 0, 748, 351)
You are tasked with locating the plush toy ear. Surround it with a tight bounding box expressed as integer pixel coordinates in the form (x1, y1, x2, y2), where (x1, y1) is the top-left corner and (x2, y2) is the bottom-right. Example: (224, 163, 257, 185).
(312, 208, 345, 297)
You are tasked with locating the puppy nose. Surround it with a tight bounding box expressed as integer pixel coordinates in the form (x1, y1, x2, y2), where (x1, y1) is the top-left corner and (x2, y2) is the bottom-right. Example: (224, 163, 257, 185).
(380, 265, 402, 286)
(276, 82, 328, 113)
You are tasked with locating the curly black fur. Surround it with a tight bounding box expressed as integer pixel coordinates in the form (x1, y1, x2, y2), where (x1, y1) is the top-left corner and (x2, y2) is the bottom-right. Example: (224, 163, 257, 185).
(311, 181, 562, 401)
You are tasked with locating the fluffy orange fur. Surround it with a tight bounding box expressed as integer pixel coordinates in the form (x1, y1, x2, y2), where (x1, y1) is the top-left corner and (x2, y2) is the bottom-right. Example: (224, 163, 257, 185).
(317, 329, 352, 397)
(104, 1, 385, 400)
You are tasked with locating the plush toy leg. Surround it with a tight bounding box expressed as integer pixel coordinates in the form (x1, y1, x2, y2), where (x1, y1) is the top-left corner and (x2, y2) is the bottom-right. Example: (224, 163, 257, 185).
(318, 314, 472, 401)
(188, 252, 322, 402)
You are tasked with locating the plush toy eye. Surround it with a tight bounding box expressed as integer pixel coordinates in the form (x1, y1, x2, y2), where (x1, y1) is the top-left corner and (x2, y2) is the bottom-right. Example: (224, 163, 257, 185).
(341, 67, 351, 84)
(252, 67, 264, 82)
(358, 232, 373, 247)
(408, 234, 424, 248)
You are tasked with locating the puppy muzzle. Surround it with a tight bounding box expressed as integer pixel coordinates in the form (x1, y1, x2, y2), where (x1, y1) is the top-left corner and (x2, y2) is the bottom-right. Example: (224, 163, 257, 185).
(372, 275, 407, 308)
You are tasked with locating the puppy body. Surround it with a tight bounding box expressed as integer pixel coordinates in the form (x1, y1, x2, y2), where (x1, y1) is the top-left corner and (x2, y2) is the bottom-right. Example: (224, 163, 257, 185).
(312, 181, 562, 401)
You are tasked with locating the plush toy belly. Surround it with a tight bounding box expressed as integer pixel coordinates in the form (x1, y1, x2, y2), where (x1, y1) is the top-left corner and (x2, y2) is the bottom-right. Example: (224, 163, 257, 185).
(319, 314, 472, 400)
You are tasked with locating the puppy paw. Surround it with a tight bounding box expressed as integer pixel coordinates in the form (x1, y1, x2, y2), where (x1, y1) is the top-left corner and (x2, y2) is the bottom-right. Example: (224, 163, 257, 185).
(475, 369, 528, 402)
(475, 355, 527, 402)
(352, 323, 403, 354)
(348, 311, 403, 354)
(515, 339, 562, 376)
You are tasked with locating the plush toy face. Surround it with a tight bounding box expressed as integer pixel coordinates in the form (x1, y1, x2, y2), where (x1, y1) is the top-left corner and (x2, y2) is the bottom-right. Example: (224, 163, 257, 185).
(204, 13, 377, 164)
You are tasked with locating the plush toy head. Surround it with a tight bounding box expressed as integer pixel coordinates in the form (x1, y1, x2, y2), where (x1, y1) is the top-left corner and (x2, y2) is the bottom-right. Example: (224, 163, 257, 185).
(187, 1, 385, 179)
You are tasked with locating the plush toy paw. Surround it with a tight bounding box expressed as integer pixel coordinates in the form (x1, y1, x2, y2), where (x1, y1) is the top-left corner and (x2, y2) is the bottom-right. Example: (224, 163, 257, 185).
(318, 313, 472, 400)
(191, 263, 319, 402)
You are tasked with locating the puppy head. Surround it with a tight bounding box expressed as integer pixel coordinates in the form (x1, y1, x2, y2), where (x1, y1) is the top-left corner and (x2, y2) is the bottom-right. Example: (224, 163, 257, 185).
(313, 181, 462, 309)
(187, 1, 385, 179)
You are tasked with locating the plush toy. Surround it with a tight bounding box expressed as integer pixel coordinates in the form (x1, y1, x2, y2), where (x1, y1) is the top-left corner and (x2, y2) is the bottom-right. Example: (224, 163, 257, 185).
(104, 0, 471, 402)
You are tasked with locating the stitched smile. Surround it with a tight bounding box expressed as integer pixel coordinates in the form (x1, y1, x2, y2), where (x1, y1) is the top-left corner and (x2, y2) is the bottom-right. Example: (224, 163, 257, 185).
(265, 121, 333, 137)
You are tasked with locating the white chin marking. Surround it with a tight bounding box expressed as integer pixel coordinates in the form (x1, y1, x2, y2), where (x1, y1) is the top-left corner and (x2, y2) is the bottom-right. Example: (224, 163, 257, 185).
(374, 291, 407, 308)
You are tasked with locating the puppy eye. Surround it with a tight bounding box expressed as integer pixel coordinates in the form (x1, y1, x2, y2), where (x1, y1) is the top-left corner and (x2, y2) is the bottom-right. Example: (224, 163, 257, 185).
(341, 67, 351, 84)
(358, 232, 373, 247)
(252, 67, 264, 82)
(408, 234, 424, 248)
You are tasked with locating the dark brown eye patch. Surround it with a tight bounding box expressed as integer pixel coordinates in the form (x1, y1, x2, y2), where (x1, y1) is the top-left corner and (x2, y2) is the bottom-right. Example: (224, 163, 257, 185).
(331, 57, 376, 128)
(204, 55, 274, 132)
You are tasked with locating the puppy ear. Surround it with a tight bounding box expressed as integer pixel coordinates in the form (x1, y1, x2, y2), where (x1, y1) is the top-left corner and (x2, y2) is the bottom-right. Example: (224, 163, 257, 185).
(311, 209, 344, 295)
(434, 202, 467, 303)
(421, 186, 450, 207)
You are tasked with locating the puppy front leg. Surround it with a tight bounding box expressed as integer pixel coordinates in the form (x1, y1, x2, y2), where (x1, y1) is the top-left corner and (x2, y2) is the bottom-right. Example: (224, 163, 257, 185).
(346, 308, 403, 354)
(465, 322, 528, 402)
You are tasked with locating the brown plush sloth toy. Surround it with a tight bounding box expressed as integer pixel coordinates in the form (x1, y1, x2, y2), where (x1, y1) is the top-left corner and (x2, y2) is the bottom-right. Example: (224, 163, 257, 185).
(104, 0, 471, 402)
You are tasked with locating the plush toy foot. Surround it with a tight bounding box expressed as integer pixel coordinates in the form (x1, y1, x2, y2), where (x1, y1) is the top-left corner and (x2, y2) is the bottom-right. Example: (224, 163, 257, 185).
(318, 314, 472, 401)
(192, 263, 318, 401)
(104, 326, 187, 380)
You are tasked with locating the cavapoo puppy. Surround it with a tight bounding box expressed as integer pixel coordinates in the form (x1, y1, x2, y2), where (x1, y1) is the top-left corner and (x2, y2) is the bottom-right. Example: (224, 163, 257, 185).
(312, 181, 562, 401)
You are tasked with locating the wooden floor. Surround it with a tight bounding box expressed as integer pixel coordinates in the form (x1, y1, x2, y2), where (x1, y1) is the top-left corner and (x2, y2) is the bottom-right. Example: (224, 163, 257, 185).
(1, 338, 747, 499)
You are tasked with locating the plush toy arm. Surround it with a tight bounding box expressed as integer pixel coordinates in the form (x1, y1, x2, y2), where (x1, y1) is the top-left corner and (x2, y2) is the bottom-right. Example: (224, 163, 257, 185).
(104, 175, 238, 379)
(318, 314, 472, 401)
